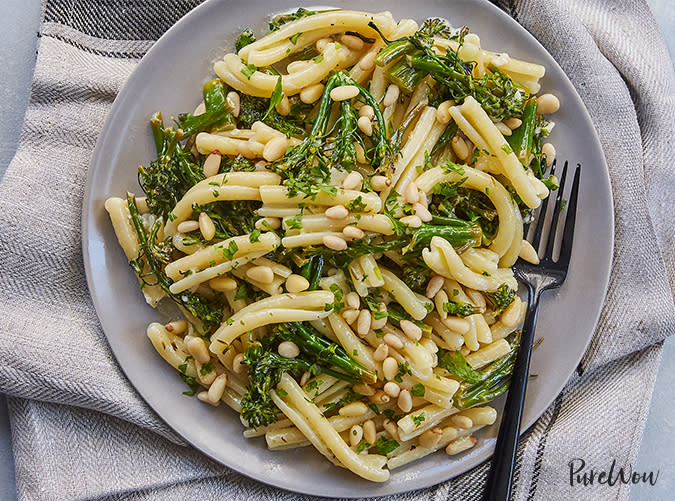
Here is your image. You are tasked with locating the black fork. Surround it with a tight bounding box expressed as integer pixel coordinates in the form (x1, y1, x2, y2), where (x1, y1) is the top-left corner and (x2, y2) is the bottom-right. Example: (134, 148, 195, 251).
(483, 161, 581, 501)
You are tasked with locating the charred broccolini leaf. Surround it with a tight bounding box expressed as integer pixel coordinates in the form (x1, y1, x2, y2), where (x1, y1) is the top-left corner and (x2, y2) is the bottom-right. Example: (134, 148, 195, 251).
(126, 194, 223, 329)
(140, 113, 204, 221)
(240, 322, 375, 428)
(372, 20, 527, 120)
(237, 92, 309, 137)
(271, 71, 398, 198)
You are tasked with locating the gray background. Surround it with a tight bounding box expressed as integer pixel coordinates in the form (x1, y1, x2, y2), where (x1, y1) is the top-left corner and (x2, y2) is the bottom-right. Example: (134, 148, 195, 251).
(0, 0, 672, 499)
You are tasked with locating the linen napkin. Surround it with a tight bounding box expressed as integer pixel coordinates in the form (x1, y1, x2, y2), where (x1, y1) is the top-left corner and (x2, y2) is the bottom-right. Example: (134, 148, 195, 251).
(1, 0, 673, 499)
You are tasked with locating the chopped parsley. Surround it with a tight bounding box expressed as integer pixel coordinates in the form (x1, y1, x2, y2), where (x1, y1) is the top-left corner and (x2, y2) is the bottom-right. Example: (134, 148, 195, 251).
(241, 63, 257, 79)
(412, 412, 426, 428)
(411, 383, 426, 397)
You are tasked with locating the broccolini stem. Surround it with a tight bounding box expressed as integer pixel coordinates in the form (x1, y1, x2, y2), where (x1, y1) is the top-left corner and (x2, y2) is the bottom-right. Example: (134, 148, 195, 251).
(507, 98, 538, 164)
(277, 323, 377, 383)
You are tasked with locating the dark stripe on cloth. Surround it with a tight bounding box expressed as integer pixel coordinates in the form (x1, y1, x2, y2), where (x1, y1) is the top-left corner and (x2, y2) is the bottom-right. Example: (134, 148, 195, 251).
(44, 0, 204, 41)
(45, 32, 148, 59)
(526, 394, 564, 500)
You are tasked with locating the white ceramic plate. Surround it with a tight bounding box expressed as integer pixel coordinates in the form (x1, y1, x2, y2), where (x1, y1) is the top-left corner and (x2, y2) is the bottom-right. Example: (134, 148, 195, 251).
(82, 0, 613, 497)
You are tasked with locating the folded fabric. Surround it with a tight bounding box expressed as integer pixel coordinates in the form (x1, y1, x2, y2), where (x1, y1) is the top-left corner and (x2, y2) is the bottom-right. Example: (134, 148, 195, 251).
(0, 0, 673, 499)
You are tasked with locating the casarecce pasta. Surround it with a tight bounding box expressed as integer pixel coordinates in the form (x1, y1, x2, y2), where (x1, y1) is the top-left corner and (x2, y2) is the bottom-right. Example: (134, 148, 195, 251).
(105, 8, 561, 482)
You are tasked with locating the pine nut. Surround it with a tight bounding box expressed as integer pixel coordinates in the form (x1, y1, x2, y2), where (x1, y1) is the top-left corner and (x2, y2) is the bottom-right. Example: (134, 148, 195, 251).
(275, 95, 291, 116)
(426, 275, 445, 298)
(442, 426, 459, 443)
(340, 34, 364, 50)
(358, 49, 377, 70)
(373, 343, 389, 361)
(207, 374, 227, 403)
(383, 333, 404, 350)
(400, 319, 422, 341)
(542, 142, 556, 166)
(325, 204, 349, 219)
(323, 235, 348, 251)
(417, 428, 443, 449)
(382, 357, 399, 380)
(255, 217, 281, 230)
(197, 391, 220, 406)
(357, 116, 373, 136)
(356, 309, 372, 336)
(345, 292, 360, 309)
(384, 381, 401, 398)
(397, 389, 413, 413)
(186, 336, 211, 364)
(413, 203, 433, 222)
(164, 320, 188, 335)
(208, 277, 237, 292)
(342, 308, 360, 324)
(446, 436, 477, 455)
(451, 415, 474, 429)
(436, 100, 454, 124)
(400, 215, 422, 228)
(370, 304, 388, 330)
(342, 171, 363, 190)
(331, 85, 359, 101)
(354, 142, 367, 163)
(316, 38, 331, 52)
(300, 83, 325, 104)
(370, 390, 390, 404)
(519, 239, 540, 264)
(503, 117, 522, 129)
(353, 383, 376, 397)
(300, 371, 311, 386)
(246, 265, 274, 284)
(404, 182, 420, 203)
(383, 84, 400, 107)
(286, 60, 309, 73)
(226, 91, 240, 117)
(466, 289, 487, 310)
(496, 121, 512, 136)
(383, 419, 400, 441)
(285, 274, 310, 293)
(363, 419, 377, 444)
(339, 401, 368, 417)
(371, 175, 391, 191)
(442, 315, 471, 334)
(278, 340, 300, 358)
(193, 101, 206, 116)
(232, 353, 246, 374)
(343, 226, 365, 240)
(451, 136, 470, 161)
(358, 105, 375, 120)
(537, 93, 560, 114)
(500, 296, 523, 327)
(203, 151, 222, 177)
(350, 424, 364, 446)
(199, 212, 216, 241)
(177, 220, 200, 233)
(262, 136, 288, 162)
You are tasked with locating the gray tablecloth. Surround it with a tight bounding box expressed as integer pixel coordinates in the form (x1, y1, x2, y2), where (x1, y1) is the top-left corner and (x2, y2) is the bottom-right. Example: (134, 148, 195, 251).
(0, 0, 673, 499)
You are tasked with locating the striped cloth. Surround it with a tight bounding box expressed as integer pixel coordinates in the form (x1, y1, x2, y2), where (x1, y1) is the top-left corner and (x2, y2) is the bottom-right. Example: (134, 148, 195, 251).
(1, 0, 673, 499)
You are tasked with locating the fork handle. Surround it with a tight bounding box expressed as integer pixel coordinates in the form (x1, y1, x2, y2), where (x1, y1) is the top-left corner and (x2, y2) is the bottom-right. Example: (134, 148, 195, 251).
(483, 284, 541, 501)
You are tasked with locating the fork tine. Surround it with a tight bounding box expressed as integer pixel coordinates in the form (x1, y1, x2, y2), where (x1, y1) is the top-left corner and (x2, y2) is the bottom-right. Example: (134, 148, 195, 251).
(557, 163, 581, 265)
(543, 160, 569, 260)
(529, 160, 557, 250)
(523, 160, 553, 237)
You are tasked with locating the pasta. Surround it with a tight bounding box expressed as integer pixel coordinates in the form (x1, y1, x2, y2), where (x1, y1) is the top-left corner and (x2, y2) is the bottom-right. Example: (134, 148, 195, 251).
(105, 8, 561, 482)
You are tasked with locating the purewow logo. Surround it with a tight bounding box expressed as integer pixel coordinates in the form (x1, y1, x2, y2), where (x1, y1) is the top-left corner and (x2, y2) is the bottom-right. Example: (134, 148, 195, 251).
(568, 458, 659, 487)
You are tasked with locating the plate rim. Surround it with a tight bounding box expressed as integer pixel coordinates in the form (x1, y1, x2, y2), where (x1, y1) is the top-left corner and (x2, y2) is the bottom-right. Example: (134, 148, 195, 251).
(81, 0, 614, 496)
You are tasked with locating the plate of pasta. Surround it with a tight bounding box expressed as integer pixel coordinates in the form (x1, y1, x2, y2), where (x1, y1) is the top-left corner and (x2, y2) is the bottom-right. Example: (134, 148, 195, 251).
(83, 0, 613, 496)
